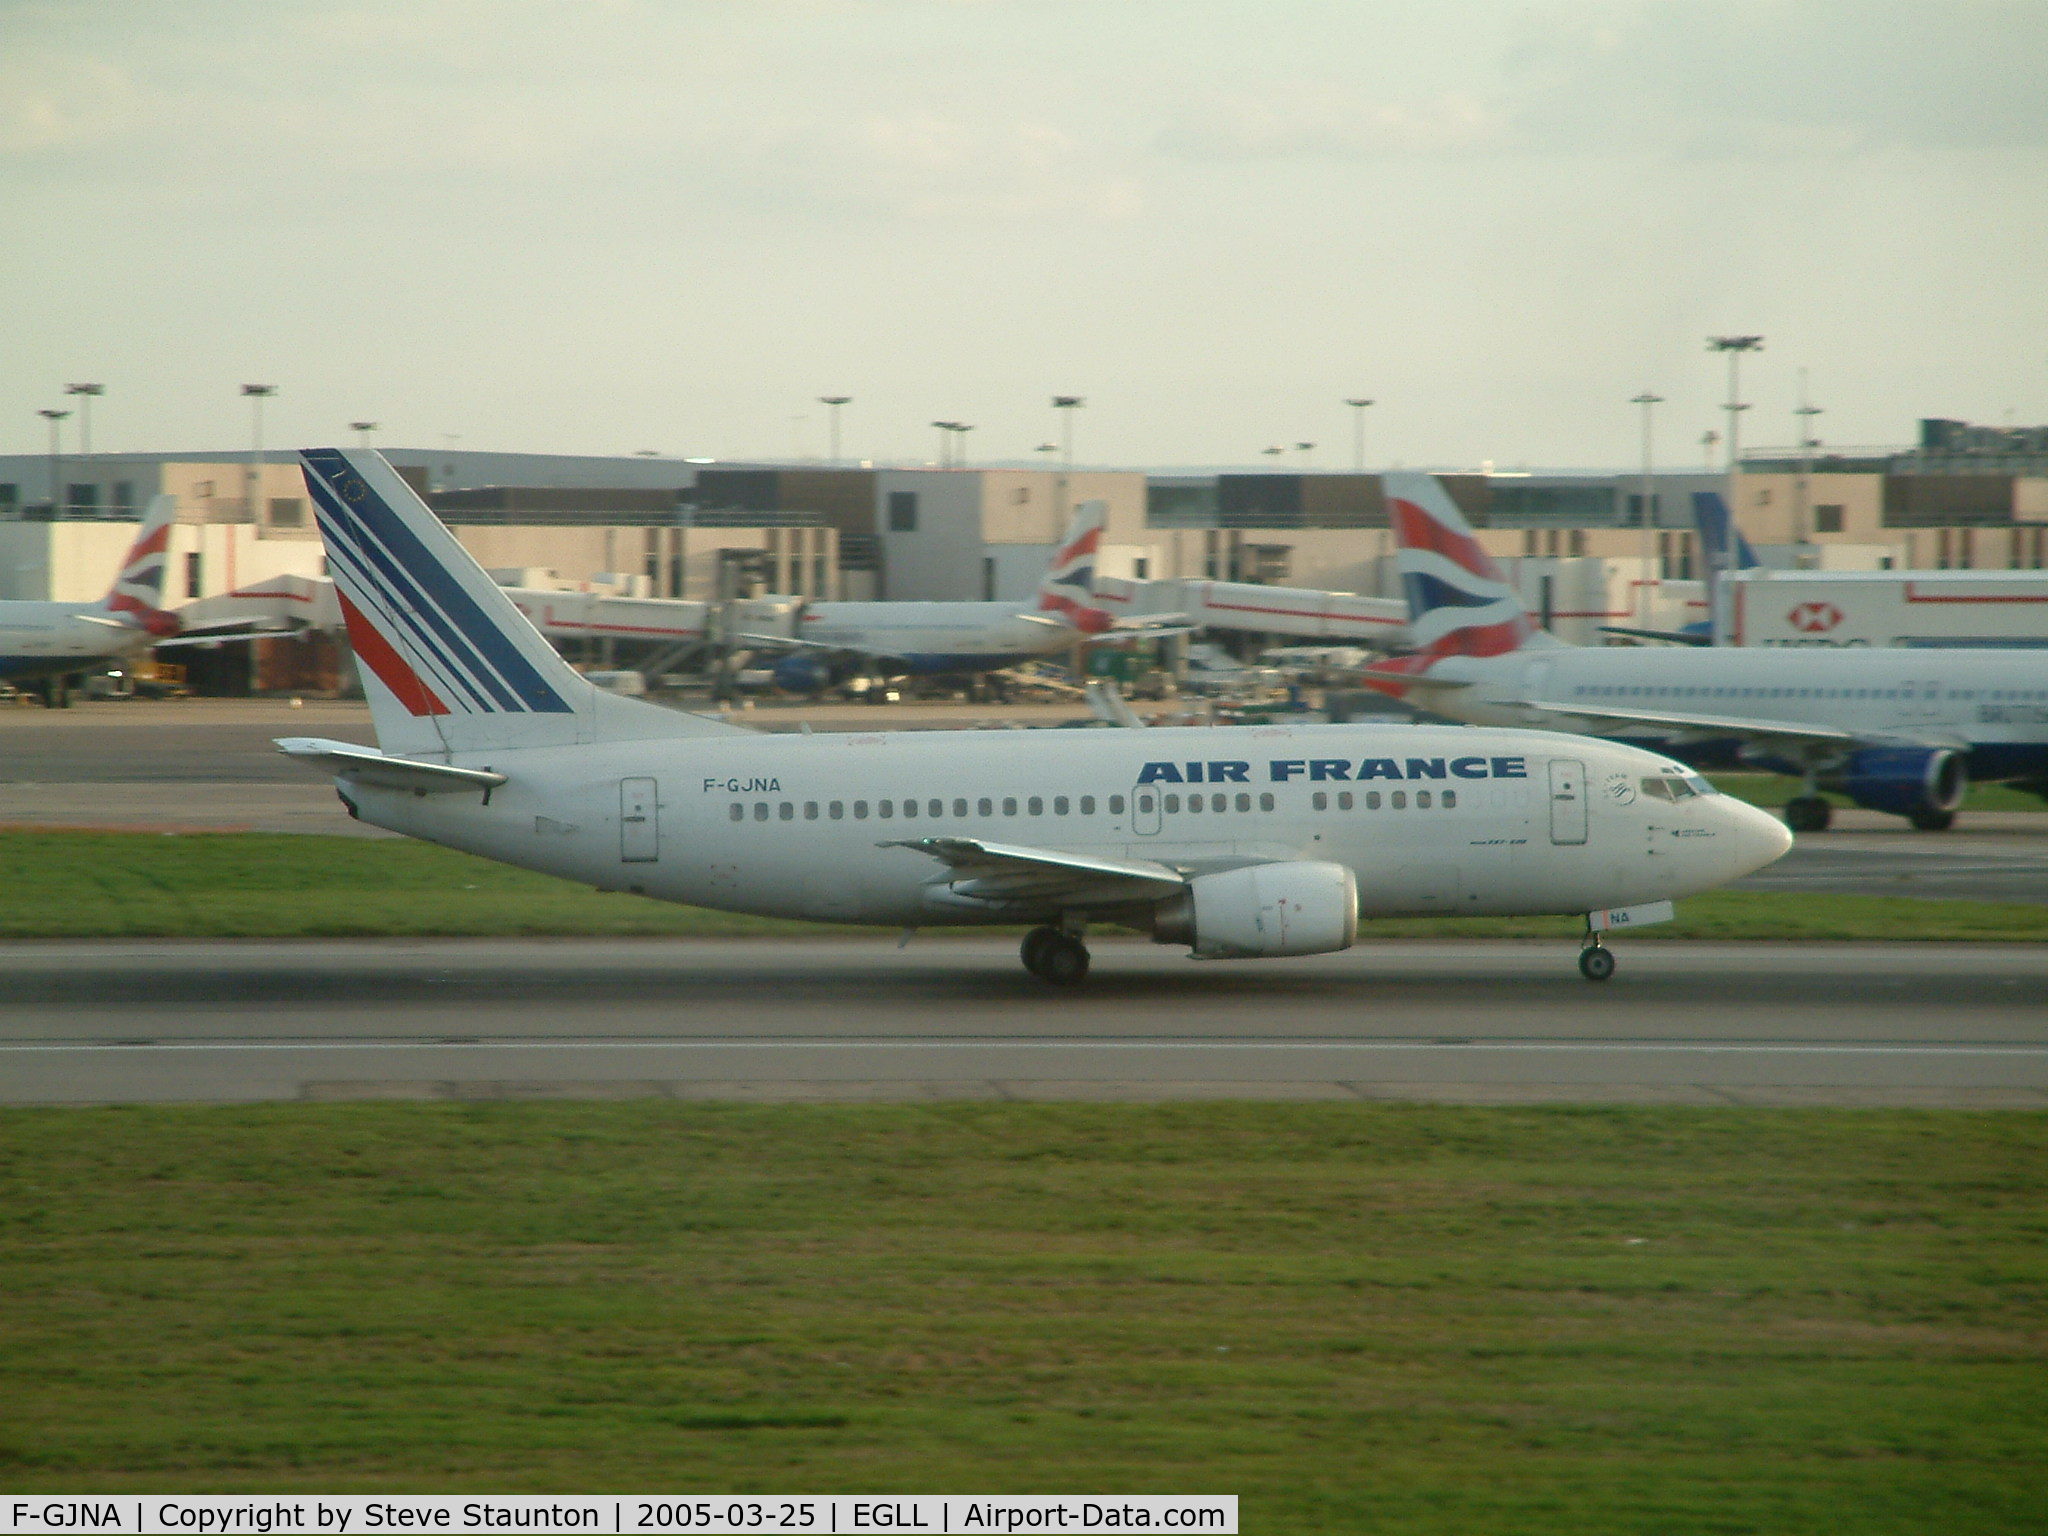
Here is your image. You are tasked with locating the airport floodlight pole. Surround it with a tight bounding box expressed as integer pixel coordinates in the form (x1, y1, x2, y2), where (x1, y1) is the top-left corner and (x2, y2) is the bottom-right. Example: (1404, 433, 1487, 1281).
(350, 420, 378, 447)
(1630, 391, 1664, 596)
(951, 422, 974, 471)
(1051, 396, 1084, 531)
(242, 384, 277, 527)
(818, 397, 850, 465)
(1344, 398, 1374, 472)
(1707, 335, 1762, 472)
(38, 408, 69, 515)
(930, 420, 954, 468)
(1793, 369, 1823, 550)
(64, 383, 104, 456)
(1700, 428, 1720, 471)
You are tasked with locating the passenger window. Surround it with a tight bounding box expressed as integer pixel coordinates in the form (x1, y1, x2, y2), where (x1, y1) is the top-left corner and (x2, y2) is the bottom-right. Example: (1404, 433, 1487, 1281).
(830, 801, 844, 820)
(902, 800, 917, 818)
(1111, 795, 1127, 815)
(1134, 794, 1151, 813)
(1053, 795, 1070, 815)
(929, 799, 943, 817)
(878, 801, 894, 819)
(954, 798, 968, 817)
(1416, 790, 1431, 809)
(729, 803, 743, 822)
(779, 802, 794, 820)
(1258, 793, 1274, 812)
(754, 802, 769, 821)
(854, 801, 869, 819)
(1311, 791, 1328, 811)
(1442, 790, 1457, 808)
(1337, 791, 1354, 811)
(1164, 794, 1181, 813)
(1188, 794, 1203, 814)
(1391, 791, 1407, 809)
(1080, 795, 1096, 815)
(978, 797, 993, 817)
(804, 802, 818, 820)
(1003, 797, 1018, 816)
(1211, 793, 1226, 812)
(1236, 793, 1251, 812)
(1028, 796, 1043, 816)
(1366, 792, 1381, 809)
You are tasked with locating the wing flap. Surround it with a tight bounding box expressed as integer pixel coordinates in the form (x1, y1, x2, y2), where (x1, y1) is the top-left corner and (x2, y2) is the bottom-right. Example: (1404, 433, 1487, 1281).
(274, 736, 507, 793)
(880, 835, 1185, 907)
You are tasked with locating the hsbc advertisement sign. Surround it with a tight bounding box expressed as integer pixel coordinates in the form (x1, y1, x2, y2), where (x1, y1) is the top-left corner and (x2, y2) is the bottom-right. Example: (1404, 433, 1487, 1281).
(1731, 573, 2048, 648)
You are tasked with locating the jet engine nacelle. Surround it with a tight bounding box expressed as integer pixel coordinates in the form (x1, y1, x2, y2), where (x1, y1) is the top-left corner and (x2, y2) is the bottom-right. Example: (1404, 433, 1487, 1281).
(771, 653, 835, 695)
(1829, 745, 1966, 821)
(1152, 860, 1358, 959)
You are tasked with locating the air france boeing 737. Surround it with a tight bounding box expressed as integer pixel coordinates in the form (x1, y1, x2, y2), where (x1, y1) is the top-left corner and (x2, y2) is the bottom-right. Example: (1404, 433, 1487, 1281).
(0, 496, 182, 702)
(277, 449, 1789, 983)
(1366, 473, 2048, 832)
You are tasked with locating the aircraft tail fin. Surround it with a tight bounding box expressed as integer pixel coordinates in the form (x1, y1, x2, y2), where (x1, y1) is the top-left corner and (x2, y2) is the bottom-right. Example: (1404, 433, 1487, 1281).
(299, 448, 747, 756)
(1691, 490, 1759, 573)
(1382, 472, 1557, 664)
(1034, 498, 1112, 633)
(99, 495, 182, 637)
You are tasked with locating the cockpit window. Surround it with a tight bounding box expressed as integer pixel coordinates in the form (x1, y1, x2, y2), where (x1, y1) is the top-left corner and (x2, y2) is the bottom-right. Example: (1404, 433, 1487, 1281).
(1641, 771, 1716, 802)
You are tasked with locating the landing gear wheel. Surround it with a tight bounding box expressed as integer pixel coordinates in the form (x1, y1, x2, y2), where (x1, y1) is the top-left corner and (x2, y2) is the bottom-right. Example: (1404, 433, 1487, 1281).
(1783, 795, 1832, 833)
(1021, 925, 1090, 986)
(1578, 944, 1616, 983)
(1908, 807, 1957, 832)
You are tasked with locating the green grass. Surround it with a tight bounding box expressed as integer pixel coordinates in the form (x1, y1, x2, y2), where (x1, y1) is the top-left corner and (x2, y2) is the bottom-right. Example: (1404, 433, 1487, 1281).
(3, 830, 2047, 941)
(0, 1102, 2044, 1531)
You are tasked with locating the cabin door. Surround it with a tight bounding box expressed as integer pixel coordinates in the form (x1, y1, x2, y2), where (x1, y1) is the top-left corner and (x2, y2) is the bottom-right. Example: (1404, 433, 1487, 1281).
(1547, 758, 1588, 845)
(1130, 783, 1162, 836)
(620, 777, 659, 863)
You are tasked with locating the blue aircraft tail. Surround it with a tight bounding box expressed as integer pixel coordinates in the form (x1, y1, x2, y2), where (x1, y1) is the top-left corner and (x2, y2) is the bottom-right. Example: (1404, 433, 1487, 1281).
(1691, 491, 1759, 575)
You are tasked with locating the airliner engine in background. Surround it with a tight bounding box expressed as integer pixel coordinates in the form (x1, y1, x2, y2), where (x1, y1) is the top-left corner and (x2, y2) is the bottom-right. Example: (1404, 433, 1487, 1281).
(1366, 473, 2048, 832)
(0, 495, 182, 702)
(275, 448, 1789, 984)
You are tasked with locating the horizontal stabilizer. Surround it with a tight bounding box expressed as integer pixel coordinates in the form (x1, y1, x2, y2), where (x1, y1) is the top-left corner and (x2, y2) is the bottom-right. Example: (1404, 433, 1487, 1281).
(274, 736, 507, 794)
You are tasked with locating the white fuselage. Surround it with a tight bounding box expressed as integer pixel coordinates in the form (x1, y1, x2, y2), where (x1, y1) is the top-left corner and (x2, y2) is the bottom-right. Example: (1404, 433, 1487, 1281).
(791, 602, 1068, 670)
(345, 722, 1788, 928)
(0, 602, 149, 682)
(1416, 646, 2048, 761)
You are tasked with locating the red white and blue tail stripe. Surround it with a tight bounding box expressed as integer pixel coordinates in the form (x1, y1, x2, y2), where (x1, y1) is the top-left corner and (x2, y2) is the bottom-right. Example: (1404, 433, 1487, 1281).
(100, 495, 182, 638)
(300, 449, 582, 731)
(1035, 499, 1112, 634)
(1385, 471, 1538, 661)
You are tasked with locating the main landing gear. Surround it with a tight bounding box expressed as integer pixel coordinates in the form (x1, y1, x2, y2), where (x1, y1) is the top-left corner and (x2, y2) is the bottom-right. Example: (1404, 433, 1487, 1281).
(1578, 938, 1616, 983)
(1021, 925, 1090, 986)
(1783, 795, 1833, 833)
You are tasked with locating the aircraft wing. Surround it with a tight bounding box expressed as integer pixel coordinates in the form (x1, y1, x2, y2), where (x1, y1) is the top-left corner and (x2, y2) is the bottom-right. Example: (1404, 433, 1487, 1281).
(1522, 698, 1859, 745)
(733, 631, 914, 667)
(274, 736, 508, 794)
(880, 835, 1185, 906)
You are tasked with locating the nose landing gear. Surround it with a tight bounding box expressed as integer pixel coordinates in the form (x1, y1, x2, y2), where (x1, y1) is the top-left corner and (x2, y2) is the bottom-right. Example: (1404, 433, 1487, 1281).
(1021, 924, 1091, 986)
(1578, 940, 1616, 982)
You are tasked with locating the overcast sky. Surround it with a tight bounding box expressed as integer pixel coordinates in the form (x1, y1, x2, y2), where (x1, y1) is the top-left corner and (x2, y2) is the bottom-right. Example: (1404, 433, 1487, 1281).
(4, 0, 2044, 471)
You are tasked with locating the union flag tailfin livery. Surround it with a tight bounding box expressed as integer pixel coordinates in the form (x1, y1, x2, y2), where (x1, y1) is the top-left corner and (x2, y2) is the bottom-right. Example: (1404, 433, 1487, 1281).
(279, 449, 1787, 985)
(1368, 472, 2048, 833)
(0, 494, 183, 699)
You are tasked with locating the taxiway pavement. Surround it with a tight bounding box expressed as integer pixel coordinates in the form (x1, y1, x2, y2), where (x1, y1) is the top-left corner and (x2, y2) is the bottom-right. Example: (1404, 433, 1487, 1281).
(3, 938, 2043, 1108)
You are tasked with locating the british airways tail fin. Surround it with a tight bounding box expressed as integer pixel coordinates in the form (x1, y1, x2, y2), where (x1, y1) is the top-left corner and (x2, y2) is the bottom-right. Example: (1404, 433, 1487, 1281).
(99, 495, 182, 637)
(1382, 472, 1562, 663)
(299, 448, 747, 756)
(1691, 491, 1759, 575)
(1035, 498, 1112, 634)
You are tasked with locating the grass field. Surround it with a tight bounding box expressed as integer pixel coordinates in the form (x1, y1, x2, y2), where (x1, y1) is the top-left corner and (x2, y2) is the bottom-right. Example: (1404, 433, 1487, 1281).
(4, 829, 2047, 942)
(0, 1102, 2043, 1531)
(1710, 774, 2047, 814)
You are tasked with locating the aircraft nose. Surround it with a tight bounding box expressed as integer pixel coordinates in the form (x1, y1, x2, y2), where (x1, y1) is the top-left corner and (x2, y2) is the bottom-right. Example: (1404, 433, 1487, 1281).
(1724, 795, 1794, 875)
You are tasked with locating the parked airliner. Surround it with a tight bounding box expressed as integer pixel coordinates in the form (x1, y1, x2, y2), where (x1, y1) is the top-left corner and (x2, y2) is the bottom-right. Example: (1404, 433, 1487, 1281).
(0, 496, 181, 703)
(738, 500, 1189, 692)
(1367, 474, 2048, 832)
(275, 449, 1789, 983)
